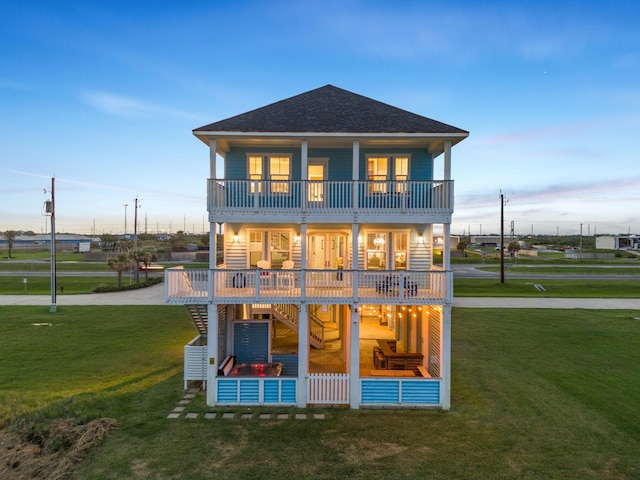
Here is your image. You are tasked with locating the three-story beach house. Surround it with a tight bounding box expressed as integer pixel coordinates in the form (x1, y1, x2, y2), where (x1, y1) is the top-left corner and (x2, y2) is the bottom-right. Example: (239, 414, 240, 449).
(165, 85, 468, 409)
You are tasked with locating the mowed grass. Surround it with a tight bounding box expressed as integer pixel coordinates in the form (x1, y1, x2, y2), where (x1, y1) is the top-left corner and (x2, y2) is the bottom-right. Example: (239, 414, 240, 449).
(0, 306, 194, 423)
(454, 277, 640, 297)
(0, 275, 126, 294)
(1, 306, 640, 478)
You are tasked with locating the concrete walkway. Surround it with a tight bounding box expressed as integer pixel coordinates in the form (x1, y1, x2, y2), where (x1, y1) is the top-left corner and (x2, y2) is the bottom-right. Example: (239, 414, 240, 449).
(0, 284, 166, 306)
(0, 284, 639, 309)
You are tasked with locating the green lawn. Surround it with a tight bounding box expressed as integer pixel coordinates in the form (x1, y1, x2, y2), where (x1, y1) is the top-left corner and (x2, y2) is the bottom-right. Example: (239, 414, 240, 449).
(0, 275, 130, 294)
(454, 278, 640, 297)
(1, 306, 639, 479)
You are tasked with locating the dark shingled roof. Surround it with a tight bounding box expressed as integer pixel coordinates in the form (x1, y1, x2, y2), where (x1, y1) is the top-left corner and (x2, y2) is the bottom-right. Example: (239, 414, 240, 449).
(194, 85, 468, 135)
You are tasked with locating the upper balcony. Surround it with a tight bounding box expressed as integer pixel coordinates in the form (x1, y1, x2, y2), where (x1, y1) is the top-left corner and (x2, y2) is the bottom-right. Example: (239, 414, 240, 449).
(207, 179, 453, 223)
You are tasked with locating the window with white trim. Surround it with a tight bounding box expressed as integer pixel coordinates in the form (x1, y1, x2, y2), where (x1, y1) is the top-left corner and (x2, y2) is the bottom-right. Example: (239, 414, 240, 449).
(249, 155, 263, 193)
(247, 154, 291, 193)
(367, 155, 410, 193)
(393, 232, 408, 270)
(366, 232, 387, 270)
(269, 156, 290, 193)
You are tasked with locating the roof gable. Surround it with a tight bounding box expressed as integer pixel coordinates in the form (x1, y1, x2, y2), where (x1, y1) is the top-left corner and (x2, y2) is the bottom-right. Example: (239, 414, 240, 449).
(194, 85, 467, 135)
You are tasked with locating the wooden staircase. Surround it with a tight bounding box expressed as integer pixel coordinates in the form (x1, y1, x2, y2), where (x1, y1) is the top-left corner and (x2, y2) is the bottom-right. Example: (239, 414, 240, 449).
(184, 304, 325, 349)
(185, 304, 208, 335)
(251, 304, 325, 349)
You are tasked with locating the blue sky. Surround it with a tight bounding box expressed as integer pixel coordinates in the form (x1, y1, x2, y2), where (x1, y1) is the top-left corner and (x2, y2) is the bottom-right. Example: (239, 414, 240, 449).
(1, 0, 639, 236)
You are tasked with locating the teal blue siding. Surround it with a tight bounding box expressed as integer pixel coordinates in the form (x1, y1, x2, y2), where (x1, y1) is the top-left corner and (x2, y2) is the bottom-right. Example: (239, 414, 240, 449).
(217, 379, 297, 405)
(263, 380, 280, 403)
(263, 379, 297, 403)
(362, 380, 400, 403)
(280, 380, 297, 403)
(401, 381, 440, 404)
(361, 379, 441, 405)
(239, 380, 260, 403)
(217, 380, 239, 403)
(233, 322, 269, 363)
(272, 354, 298, 376)
(359, 148, 433, 181)
(225, 147, 302, 180)
(308, 148, 352, 180)
(224, 147, 432, 181)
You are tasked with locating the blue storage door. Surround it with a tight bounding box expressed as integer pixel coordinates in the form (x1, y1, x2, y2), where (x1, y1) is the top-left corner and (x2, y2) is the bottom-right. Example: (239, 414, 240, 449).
(233, 322, 269, 363)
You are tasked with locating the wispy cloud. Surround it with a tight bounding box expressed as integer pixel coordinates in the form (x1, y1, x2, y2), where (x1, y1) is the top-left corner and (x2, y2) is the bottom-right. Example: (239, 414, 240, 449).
(80, 91, 207, 121)
(7, 169, 202, 202)
(458, 175, 640, 210)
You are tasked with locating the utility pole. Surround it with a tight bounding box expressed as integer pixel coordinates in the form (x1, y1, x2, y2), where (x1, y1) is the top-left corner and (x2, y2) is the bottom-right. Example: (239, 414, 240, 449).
(44, 178, 57, 312)
(500, 193, 504, 283)
(134, 196, 139, 250)
(123, 203, 128, 235)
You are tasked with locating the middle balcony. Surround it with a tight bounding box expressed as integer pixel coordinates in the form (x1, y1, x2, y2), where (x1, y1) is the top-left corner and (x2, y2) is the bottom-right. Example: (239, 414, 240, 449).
(165, 267, 452, 306)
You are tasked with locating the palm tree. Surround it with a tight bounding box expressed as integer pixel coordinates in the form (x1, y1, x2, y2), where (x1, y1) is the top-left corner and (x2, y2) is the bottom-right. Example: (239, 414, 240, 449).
(129, 248, 157, 283)
(115, 237, 133, 252)
(3, 230, 19, 259)
(139, 249, 158, 282)
(107, 253, 132, 289)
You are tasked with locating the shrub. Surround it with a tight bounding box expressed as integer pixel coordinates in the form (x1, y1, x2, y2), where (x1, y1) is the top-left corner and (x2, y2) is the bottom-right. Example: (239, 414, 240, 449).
(91, 277, 163, 293)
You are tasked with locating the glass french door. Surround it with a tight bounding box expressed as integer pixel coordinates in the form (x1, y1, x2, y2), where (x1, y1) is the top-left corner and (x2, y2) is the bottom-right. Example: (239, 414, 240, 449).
(308, 233, 346, 283)
(307, 158, 328, 205)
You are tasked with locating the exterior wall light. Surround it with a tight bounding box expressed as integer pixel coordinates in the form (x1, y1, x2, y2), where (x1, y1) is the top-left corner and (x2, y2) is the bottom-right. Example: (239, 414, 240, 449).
(294, 232, 301, 244)
(232, 232, 239, 243)
(418, 234, 424, 244)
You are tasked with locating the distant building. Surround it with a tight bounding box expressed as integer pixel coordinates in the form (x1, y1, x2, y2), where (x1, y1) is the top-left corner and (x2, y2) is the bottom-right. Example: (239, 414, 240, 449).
(470, 234, 518, 248)
(595, 235, 639, 250)
(0, 234, 100, 250)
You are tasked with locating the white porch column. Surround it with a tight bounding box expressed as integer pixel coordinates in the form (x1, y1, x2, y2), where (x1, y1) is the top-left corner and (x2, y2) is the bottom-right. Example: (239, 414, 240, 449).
(352, 140, 359, 209)
(301, 139, 308, 177)
(297, 302, 309, 407)
(209, 139, 217, 178)
(206, 303, 219, 406)
(350, 222, 360, 408)
(300, 223, 307, 295)
(443, 140, 452, 180)
(351, 222, 359, 295)
(443, 223, 451, 271)
(441, 304, 452, 410)
(349, 304, 361, 409)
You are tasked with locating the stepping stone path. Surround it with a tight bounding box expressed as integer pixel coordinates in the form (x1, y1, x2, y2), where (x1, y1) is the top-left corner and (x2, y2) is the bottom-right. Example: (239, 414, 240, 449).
(167, 389, 327, 420)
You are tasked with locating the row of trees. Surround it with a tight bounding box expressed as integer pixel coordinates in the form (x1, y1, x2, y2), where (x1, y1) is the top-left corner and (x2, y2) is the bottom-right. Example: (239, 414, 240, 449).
(106, 238, 158, 288)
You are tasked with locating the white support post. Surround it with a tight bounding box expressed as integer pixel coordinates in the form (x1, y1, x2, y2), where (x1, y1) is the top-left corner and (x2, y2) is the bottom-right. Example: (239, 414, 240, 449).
(352, 140, 359, 209)
(209, 139, 217, 297)
(443, 223, 451, 271)
(301, 140, 308, 177)
(351, 223, 359, 294)
(297, 302, 309, 407)
(441, 304, 452, 410)
(206, 303, 219, 406)
(209, 139, 217, 179)
(350, 222, 360, 408)
(300, 223, 307, 299)
(443, 140, 452, 180)
(349, 304, 361, 409)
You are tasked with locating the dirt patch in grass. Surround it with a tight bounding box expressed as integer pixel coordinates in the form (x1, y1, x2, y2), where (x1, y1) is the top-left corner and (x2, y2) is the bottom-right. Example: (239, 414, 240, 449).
(0, 417, 117, 480)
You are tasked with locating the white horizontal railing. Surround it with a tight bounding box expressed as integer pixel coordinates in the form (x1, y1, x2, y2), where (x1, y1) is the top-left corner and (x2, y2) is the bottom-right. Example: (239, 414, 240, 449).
(208, 179, 453, 215)
(166, 267, 451, 305)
